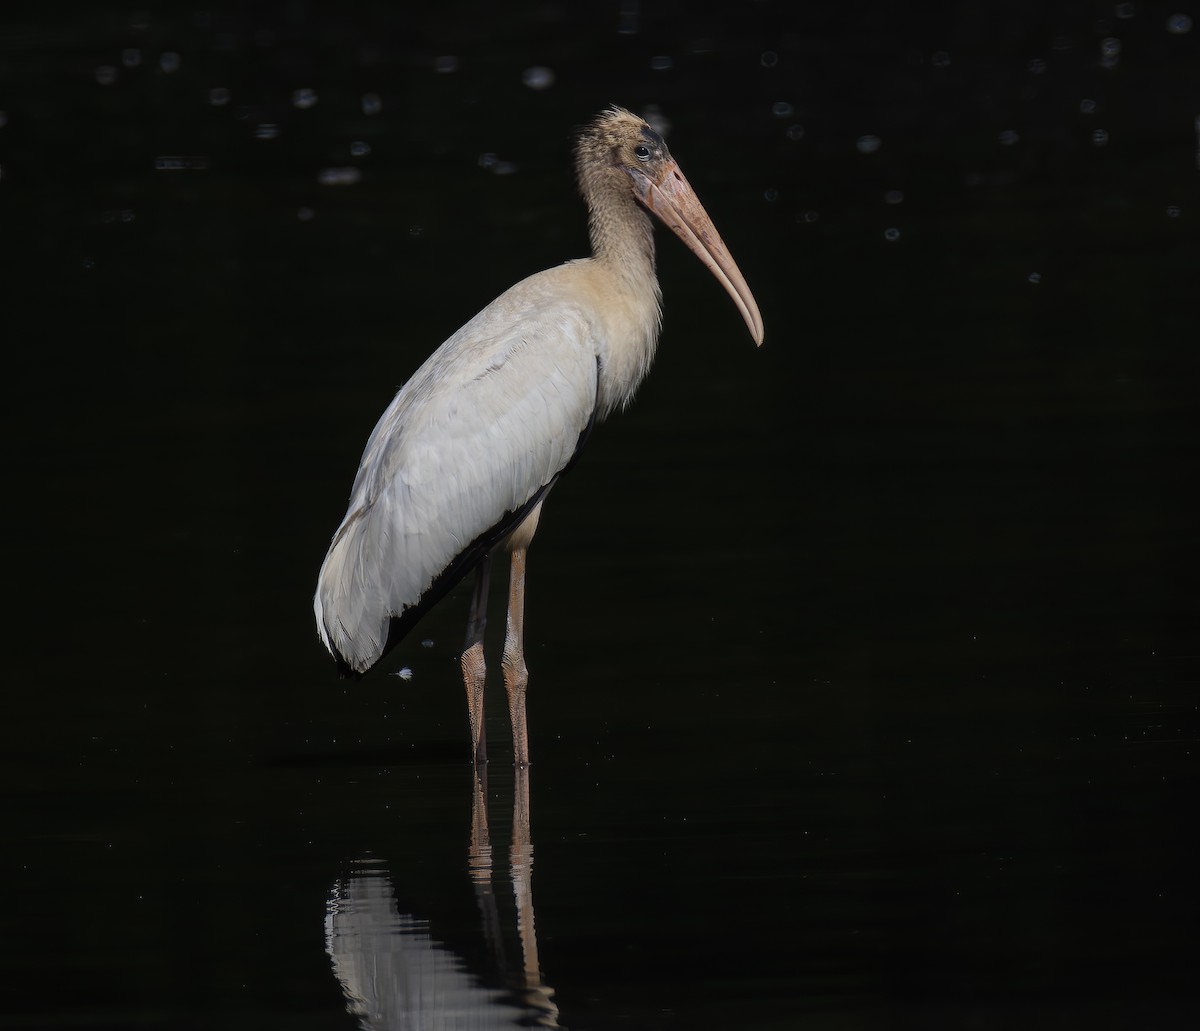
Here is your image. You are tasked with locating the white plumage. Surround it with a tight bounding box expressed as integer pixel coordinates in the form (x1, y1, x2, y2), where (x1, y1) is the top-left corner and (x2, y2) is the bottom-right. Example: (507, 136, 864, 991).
(315, 107, 762, 765)
(316, 267, 610, 672)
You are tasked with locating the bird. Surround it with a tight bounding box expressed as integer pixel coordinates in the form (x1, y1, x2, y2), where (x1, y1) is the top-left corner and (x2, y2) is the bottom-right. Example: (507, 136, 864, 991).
(315, 106, 763, 767)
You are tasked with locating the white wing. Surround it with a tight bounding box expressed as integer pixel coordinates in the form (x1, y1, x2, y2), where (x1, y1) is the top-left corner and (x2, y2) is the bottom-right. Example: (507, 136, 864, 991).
(315, 266, 601, 673)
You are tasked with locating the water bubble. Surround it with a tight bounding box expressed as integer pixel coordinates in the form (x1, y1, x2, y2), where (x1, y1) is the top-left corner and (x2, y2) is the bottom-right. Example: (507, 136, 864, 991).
(998, 129, 1020, 145)
(1080, 98, 1097, 114)
(362, 93, 382, 116)
(772, 100, 794, 118)
(761, 50, 779, 68)
(122, 48, 142, 68)
(434, 55, 459, 73)
(254, 123, 280, 140)
(159, 51, 181, 73)
(522, 66, 555, 89)
(95, 65, 118, 86)
(317, 167, 362, 186)
(479, 153, 517, 175)
(785, 123, 805, 141)
(617, 1, 639, 34)
(292, 88, 318, 109)
(153, 155, 210, 169)
(885, 189, 904, 204)
(931, 50, 951, 67)
(297, 207, 315, 221)
(856, 134, 882, 154)
(763, 188, 779, 202)
(801, 210, 820, 223)
(1100, 37, 1121, 67)
(1027, 272, 1041, 284)
(209, 87, 231, 106)
(120, 209, 136, 223)
(883, 227, 901, 241)
(350, 140, 371, 157)
(1166, 204, 1182, 218)
(1167, 13, 1193, 33)
(421, 638, 435, 648)
(643, 106, 670, 136)
(649, 55, 673, 72)
(1092, 128, 1110, 146)
(1027, 57, 1047, 73)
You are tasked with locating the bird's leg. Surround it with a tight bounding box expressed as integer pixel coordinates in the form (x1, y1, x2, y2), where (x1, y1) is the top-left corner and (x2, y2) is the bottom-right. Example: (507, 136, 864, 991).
(462, 555, 492, 764)
(502, 545, 531, 767)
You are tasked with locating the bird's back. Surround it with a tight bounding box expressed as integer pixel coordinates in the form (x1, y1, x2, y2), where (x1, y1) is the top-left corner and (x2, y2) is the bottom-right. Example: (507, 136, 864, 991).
(315, 266, 603, 673)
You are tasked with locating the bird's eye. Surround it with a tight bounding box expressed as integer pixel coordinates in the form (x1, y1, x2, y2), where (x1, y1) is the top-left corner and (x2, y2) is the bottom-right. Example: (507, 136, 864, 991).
(634, 144, 652, 161)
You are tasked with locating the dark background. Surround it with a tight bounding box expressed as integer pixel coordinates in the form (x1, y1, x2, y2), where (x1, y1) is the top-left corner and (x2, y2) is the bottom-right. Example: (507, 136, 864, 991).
(2, 2, 1197, 1028)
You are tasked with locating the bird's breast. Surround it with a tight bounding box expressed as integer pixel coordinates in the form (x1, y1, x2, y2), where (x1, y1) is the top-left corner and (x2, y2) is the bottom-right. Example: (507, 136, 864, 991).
(559, 258, 663, 418)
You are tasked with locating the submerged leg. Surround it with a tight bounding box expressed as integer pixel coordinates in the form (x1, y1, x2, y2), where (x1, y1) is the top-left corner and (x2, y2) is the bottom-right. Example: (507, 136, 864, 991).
(462, 554, 492, 764)
(503, 504, 541, 767)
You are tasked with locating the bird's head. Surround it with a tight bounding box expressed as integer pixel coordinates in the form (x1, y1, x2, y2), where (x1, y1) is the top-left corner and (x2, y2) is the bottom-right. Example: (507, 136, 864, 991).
(576, 106, 764, 346)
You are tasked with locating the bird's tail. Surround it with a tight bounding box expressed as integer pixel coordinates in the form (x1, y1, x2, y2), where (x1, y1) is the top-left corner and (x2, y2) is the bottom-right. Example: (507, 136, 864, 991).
(314, 508, 391, 675)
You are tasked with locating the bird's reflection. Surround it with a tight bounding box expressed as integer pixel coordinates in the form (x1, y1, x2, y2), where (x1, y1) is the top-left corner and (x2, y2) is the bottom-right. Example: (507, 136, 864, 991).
(325, 765, 559, 1029)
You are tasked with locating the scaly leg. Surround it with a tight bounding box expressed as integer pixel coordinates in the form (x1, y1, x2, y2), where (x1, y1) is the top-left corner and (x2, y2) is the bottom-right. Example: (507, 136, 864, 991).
(503, 544, 532, 768)
(462, 555, 492, 764)
(503, 501, 541, 766)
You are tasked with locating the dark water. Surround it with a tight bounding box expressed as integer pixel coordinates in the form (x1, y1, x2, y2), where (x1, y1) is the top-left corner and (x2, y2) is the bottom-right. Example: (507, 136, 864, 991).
(3, 2, 1198, 1028)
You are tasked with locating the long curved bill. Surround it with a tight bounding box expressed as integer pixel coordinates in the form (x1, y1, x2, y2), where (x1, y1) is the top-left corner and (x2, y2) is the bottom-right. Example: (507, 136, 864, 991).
(630, 160, 765, 346)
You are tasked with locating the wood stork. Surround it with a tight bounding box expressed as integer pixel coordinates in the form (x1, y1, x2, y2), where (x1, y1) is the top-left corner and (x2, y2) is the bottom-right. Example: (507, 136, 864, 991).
(315, 106, 763, 766)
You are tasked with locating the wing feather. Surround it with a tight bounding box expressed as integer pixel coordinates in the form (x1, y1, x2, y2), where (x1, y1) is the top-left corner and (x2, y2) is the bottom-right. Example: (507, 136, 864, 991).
(315, 268, 600, 673)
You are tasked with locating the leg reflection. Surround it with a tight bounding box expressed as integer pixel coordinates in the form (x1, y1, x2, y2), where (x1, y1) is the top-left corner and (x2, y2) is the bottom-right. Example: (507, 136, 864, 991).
(471, 763, 560, 1027)
(469, 765, 508, 975)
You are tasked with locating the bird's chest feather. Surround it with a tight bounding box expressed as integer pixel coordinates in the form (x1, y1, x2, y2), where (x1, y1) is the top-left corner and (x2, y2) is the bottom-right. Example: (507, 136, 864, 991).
(560, 262, 662, 418)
